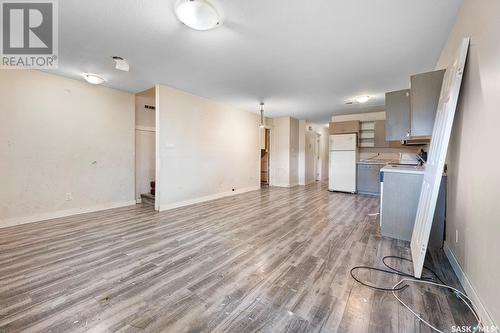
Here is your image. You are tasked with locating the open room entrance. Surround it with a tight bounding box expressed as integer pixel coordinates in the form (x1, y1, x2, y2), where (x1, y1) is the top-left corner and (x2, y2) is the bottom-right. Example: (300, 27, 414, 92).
(135, 88, 156, 209)
(260, 127, 270, 186)
(305, 129, 322, 184)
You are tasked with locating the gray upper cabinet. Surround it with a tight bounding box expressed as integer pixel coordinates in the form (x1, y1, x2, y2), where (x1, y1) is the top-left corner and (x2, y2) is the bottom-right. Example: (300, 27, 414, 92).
(374, 120, 390, 147)
(385, 69, 445, 141)
(385, 89, 410, 141)
(410, 69, 445, 137)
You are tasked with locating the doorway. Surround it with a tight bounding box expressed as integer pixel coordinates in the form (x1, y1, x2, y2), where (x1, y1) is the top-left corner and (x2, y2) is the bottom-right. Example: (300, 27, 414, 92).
(260, 128, 270, 186)
(135, 87, 157, 209)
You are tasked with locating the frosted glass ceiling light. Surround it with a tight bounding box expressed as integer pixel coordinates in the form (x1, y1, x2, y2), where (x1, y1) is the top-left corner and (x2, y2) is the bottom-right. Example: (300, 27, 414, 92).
(83, 73, 105, 85)
(355, 95, 371, 104)
(175, 0, 221, 31)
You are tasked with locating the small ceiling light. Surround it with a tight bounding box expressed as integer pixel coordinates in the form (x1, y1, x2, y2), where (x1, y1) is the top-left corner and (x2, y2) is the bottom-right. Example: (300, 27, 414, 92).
(112, 56, 129, 72)
(175, 0, 221, 31)
(83, 73, 106, 85)
(355, 95, 371, 104)
(259, 102, 265, 128)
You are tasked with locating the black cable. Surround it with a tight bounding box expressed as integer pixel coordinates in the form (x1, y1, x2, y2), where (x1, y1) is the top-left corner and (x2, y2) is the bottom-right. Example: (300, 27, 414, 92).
(350, 255, 444, 292)
(382, 256, 482, 321)
(382, 255, 446, 285)
(351, 255, 483, 326)
(350, 266, 410, 291)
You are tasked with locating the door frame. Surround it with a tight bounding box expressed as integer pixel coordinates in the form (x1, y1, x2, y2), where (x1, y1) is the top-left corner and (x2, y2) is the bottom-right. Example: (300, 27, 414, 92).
(154, 85, 160, 211)
(315, 133, 321, 181)
(259, 125, 272, 187)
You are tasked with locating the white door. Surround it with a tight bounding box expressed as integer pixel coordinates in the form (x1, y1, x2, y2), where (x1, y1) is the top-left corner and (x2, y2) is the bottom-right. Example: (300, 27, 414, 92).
(329, 151, 356, 192)
(410, 37, 469, 278)
(330, 134, 357, 151)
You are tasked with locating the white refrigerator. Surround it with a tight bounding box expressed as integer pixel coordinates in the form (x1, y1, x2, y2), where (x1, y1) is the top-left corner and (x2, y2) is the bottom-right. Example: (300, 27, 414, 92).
(329, 134, 357, 193)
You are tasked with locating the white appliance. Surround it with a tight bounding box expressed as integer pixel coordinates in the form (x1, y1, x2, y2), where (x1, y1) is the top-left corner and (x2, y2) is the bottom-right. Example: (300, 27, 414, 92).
(329, 134, 357, 193)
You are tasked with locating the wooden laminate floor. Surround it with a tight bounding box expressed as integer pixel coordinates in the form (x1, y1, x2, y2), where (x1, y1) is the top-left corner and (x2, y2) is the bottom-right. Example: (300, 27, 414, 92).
(0, 183, 476, 333)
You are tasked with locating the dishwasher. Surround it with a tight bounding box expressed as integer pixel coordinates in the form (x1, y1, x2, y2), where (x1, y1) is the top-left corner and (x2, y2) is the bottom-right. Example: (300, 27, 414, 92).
(357, 164, 382, 195)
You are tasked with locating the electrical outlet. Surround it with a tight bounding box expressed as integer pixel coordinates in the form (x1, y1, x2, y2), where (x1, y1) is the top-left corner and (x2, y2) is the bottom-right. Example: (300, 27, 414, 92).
(455, 229, 459, 243)
(65, 193, 72, 201)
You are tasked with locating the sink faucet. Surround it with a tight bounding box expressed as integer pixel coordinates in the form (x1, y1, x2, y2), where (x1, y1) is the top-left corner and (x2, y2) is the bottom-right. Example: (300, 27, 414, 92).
(416, 154, 427, 166)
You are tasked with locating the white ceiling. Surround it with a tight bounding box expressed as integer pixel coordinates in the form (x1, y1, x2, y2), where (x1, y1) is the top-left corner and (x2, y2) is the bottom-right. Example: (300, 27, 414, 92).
(54, 0, 463, 122)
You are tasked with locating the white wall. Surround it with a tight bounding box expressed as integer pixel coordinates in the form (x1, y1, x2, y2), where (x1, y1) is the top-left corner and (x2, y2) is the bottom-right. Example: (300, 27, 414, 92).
(0, 70, 135, 227)
(289, 118, 300, 187)
(135, 89, 156, 200)
(270, 116, 302, 187)
(331, 111, 385, 122)
(298, 120, 306, 185)
(304, 131, 316, 184)
(436, 0, 500, 327)
(155, 84, 260, 210)
(135, 92, 155, 128)
(321, 129, 329, 181)
(270, 117, 292, 187)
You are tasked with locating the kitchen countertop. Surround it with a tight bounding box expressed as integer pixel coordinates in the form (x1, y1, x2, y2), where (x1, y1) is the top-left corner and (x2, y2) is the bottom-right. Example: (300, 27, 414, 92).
(356, 160, 390, 165)
(357, 159, 419, 166)
(380, 164, 425, 175)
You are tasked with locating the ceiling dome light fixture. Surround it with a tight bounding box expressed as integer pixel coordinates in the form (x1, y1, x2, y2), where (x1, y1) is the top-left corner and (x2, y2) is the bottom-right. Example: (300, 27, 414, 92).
(175, 0, 221, 31)
(83, 73, 105, 85)
(355, 95, 371, 104)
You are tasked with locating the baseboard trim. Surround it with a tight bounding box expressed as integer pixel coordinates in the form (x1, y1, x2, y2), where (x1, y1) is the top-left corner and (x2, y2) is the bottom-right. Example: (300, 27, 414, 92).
(135, 126, 155, 132)
(443, 241, 497, 330)
(0, 200, 137, 229)
(271, 183, 301, 188)
(159, 186, 260, 211)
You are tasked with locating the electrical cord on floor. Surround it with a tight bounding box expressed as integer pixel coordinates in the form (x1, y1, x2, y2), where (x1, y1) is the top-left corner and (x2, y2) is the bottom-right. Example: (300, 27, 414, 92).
(349, 255, 442, 292)
(349, 265, 410, 291)
(382, 255, 446, 284)
(381, 256, 481, 322)
(350, 255, 483, 333)
(392, 279, 482, 333)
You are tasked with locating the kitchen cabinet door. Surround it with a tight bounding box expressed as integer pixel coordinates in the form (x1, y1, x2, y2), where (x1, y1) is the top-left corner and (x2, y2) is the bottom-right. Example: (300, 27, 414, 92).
(385, 89, 410, 141)
(380, 172, 447, 248)
(329, 121, 360, 135)
(381, 172, 423, 241)
(357, 164, 381, 194)
(374, 120, 390, 148)
(410, 69, 445, 137)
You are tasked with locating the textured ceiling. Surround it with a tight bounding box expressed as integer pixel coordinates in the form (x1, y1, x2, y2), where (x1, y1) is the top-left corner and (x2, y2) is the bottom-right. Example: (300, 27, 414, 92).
(52, 0, 463, 122)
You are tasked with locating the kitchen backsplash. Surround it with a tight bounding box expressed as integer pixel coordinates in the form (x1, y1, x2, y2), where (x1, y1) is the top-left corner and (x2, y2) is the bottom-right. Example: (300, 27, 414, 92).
(359, 151, 420, 163)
